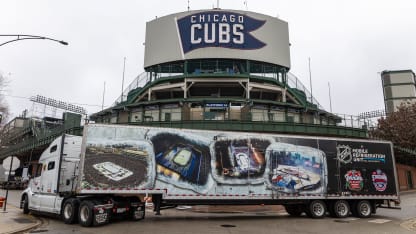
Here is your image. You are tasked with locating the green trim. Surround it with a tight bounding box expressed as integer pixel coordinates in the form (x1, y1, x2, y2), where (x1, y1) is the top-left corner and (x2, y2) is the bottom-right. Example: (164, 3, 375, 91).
(95, 73, 328, 119)
(102, 76, 307, 110)
(124, 74, 185, 103)
(128, 74, 292, 106)
(126, 121, 368, 139)
(0, 126, 83, 160)
(394, 146, 416, 156)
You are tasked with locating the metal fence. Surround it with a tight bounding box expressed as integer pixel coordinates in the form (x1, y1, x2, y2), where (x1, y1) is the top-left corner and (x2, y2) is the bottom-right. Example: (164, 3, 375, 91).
(113, 72, 149, 106)
(286, 73, 325, 110)
(111, 71, 324, 110)
(0, 121, 83, 159)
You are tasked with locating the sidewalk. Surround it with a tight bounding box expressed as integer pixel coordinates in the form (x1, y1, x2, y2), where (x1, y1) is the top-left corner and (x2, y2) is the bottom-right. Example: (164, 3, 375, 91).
(0, 204, 41, 234)
(400, 189, 416, 194)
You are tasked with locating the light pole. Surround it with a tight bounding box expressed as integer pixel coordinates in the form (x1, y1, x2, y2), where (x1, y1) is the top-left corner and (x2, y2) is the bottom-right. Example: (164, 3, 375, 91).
(0, 34, 68, 47)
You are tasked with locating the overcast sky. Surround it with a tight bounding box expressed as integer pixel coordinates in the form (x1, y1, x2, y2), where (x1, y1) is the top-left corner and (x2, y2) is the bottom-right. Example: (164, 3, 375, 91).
(1, 0, 415, 121)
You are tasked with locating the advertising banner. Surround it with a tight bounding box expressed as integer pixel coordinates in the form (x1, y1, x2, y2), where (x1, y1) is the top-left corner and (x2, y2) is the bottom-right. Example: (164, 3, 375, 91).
(80, 125, 397, 198)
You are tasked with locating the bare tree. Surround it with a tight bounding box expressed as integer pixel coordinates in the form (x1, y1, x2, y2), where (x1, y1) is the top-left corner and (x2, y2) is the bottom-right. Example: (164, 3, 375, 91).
(0, 72, 9, 125)
(371, 102, 416, 150)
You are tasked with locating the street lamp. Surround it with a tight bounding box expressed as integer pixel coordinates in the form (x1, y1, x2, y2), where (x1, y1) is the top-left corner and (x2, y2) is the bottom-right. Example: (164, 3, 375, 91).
(0, 34, 68, 47)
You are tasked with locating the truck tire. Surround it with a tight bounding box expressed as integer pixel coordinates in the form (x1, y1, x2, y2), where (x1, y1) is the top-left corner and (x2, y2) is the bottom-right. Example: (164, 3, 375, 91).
(330, 200, 350, 218)
(284, 205, 303, 217)
(62, 198, 79, 224)
(305, 200, 326, 219)
(21, 195, 29, 214)
(78, 200, 94, 227)
(354, 200, 372, 218)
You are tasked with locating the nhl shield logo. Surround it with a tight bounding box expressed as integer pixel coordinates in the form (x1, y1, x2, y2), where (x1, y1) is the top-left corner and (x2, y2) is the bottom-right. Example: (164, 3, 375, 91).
(337, 145, 352, 164)
(372, 169, 388, 192)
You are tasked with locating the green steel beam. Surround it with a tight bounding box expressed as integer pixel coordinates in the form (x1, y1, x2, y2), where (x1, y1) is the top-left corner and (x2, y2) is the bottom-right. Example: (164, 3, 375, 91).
(128, 120, 367, 138)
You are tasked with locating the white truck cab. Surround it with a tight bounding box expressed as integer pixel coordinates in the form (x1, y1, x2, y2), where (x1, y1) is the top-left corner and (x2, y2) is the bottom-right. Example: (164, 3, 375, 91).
(21, 133, 145, 227)
(22, 135, 82, 214)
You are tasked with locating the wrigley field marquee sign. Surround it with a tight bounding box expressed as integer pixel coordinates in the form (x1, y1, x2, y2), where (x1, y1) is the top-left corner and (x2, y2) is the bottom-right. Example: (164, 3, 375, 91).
(177, 11, 266, 53)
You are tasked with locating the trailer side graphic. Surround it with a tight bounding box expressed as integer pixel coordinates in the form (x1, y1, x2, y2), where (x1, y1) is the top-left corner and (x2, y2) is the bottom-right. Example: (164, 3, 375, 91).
(80, 125, 398, 199)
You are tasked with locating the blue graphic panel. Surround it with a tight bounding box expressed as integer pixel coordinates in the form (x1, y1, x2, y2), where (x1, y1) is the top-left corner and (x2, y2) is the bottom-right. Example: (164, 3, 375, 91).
(177, 11, 266, 53)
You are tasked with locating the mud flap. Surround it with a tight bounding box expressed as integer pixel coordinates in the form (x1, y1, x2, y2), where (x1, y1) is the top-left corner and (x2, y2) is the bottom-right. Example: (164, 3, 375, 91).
(131, 202, 145, 220)
(93, 205, 111, 226)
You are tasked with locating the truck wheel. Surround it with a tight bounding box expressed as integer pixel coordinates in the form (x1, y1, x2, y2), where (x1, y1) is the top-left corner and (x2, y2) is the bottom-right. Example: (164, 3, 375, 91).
(21, 195, 29, 214)
(331, 200, 350, 218)
(78, 201, 94, 227)
(284, 205, 303, 217)
(306, 200, 326, 219)
(62, 198, 79, 224)
(355, 200, 372, 218)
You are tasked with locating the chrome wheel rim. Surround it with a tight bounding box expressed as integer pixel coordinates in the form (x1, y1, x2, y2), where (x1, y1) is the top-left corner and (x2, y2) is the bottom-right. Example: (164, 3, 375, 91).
(360, 202, 371, 216)
(64, 204, 72, 219)
(80, 205, 89, 222)
(336, 202, 348, 216)
(313, 203, 325, 216)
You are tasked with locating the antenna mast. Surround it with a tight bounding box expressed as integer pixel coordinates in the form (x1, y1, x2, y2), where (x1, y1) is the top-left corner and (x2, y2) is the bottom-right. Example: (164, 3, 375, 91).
(328, 82, 333, 112)
(187, 0, 190, 11)
(121, 57, 126, 102)
(102, 81, 106, 111)
(308, 57, 313, 104)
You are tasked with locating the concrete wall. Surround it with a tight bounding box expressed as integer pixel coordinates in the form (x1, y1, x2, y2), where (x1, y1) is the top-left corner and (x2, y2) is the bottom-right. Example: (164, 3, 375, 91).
(384, 85, 416, 98)
(382, 70, 416, 113)
(118, 111, 129, 123)
(383, 72, 414, 85)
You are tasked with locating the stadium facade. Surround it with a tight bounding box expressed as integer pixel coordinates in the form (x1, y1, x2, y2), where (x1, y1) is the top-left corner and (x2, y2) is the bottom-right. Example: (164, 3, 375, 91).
(90, 9, 366, 138)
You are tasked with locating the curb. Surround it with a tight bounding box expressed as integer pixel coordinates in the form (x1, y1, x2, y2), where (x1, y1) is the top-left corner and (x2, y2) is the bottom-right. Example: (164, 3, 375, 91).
(2, 205, 42, 234)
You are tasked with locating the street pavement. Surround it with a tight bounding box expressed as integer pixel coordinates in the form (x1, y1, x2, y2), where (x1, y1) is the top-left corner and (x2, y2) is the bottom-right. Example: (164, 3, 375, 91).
(0, 189, 415, 234)
(0, 192, 41, 234)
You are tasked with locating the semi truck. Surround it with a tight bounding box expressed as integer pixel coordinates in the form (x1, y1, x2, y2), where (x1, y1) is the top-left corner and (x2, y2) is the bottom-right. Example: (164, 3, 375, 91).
(20, 124, 400, 226)
(0, 166, 29, 190)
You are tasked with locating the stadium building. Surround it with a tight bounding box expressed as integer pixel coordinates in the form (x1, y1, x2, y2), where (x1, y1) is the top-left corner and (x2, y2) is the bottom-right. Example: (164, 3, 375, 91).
(90, 9, 366, 138)
(5, 8, 394, 190)
(381, 70, 416, 114)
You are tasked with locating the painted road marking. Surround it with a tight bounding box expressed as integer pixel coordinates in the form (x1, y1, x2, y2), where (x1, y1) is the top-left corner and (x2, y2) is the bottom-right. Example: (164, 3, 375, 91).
(401, 218, 416, 232)
(343, 218, 359, 222)
(368, 219, 392, 224)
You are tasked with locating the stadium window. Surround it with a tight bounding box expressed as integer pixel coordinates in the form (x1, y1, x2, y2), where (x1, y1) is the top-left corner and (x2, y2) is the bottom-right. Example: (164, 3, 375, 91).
(165, 112, 171, 121)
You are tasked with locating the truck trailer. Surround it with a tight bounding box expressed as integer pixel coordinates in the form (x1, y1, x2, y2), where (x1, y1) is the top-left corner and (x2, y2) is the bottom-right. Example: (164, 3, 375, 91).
(21, 124, 400, 226)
